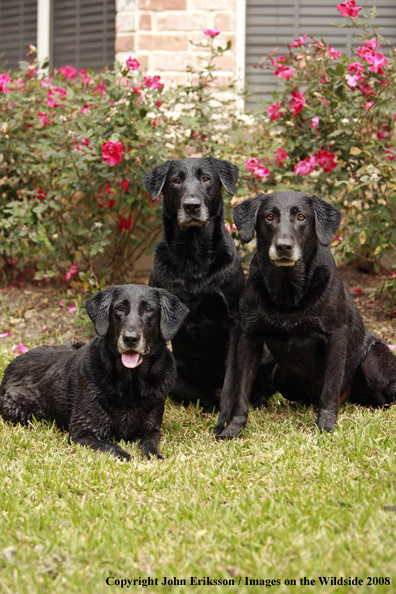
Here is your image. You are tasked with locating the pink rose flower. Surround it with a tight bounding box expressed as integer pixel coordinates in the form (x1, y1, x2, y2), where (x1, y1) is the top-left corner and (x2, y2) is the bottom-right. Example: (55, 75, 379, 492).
(290, 91, 306, 116)
(277, 67, 295, 80)
(244, 158, 261, 172)
(294, 156, 316, 176)
(346, 72, 363, 88)
(274, 148, 289, 167)
(310, 116, 319, 128)
(316, 150, 337, 173)
(326, 47, 342, 60)
(365, 101, 374, 111)
(143, 75, 163, 89)
(366, 52, 388, 73)
(364, 38, 379, 51)
(224, 222, 231, 234)
(204, 28, 221, 37)
(65, 263, 78, 281)
(0, 73, 11, 93)
(67, 304, 77, 314)
(290, 34, 308, 48)
(348, 62, 364, 74)
(12, 344, 28, 355)
(337, 0, 362, 18)
(59, 301, 65, 307)
(38, 112, 53, 126)
(267, 102, 282, 121)
(0, 330, 10, 338)
(386, 147, 396, 161)
(254, 166, 270, 179)
(59, 65, 77, 79)
(101, 141, 124, 165)
(79, 69, 91, 84)
(94, 83, 106, 97)
(126, 57, 140, 71)
(121, 179, 130, 191)
(47, 87, 67, 108)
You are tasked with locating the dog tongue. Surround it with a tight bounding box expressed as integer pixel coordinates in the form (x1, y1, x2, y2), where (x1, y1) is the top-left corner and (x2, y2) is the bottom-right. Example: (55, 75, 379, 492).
(121, 351, 140, 368)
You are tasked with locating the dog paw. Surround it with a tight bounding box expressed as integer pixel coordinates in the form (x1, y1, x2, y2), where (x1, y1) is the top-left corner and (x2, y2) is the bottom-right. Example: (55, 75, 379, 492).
(115, 448, 131, 461)
(216, 416, 246, 440)
(316, 412, 336, 434)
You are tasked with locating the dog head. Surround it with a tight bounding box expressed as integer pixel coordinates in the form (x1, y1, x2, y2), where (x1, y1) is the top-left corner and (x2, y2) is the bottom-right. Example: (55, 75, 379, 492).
(84, 285, 189, 368)
(143, 158, 239, 229)
(233, 192, 342, 266)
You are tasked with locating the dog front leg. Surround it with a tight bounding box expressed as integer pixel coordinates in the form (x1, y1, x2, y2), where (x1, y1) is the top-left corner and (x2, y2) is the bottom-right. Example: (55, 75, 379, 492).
(217, 334, 264, 439)
(214, 322, 240, 435)
(69, 433, 131, 461)
(316, 326, 348, 433)
(139, 428, 163, 460)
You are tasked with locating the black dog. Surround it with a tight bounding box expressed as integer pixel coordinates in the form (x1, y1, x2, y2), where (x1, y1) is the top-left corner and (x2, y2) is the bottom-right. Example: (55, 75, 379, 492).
(218, 191, 396, 438)
(0, 285, 188, 459)
(144, 157, 245, 431)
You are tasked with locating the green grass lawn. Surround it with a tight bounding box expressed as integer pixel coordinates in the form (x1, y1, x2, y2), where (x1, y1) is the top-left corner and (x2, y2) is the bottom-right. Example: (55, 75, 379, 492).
(0, 347, 395, 594)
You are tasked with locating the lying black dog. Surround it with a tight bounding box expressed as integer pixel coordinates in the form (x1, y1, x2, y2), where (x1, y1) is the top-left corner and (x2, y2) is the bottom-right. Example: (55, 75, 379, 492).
(218, 191, 396, 438)
(0, 285, 188, 459)
(144, 157, 245, 431)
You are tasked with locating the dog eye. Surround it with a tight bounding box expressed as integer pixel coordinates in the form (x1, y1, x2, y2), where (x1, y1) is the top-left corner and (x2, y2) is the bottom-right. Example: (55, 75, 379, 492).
(116, 304, 125, 312)
(297, 214, 305, 221)
(145, 306, 152, 313)
(202, 175, 210, 182)
(173, 178, 181, 185)
(266, 214, 274, 221)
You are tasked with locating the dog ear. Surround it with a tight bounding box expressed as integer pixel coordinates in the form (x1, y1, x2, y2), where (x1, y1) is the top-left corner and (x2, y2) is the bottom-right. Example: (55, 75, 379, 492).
(310, 195, 342, 246)
(157, 289, 189, 341)
(143, 161, 172, 202)
(211, 158, 239, 195)
(84, 288, 116, 337)
(232, 195, 264, 243)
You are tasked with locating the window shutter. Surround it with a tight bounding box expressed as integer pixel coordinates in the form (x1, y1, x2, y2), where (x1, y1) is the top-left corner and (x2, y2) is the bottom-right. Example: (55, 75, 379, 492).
(0, 0, 37, 71)
(245, 0, 396, 108)
(52, 0, 115, 72)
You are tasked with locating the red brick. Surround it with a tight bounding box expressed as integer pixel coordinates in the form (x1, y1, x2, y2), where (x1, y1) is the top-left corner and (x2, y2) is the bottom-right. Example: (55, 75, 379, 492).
(138, 0, 186, 9)
(157, 12, 208, 31)
(214, 12, 234, 31)
(138, 33, 189, 51)
(190, 0, 234, 9)
(213, 54, 234, 72)
(115, 34, 135, 52)
(116, 13, 135, 33)
(139, 13, 152, 30)
(153, 52, 197, 71)
(135, 54, 150, 70)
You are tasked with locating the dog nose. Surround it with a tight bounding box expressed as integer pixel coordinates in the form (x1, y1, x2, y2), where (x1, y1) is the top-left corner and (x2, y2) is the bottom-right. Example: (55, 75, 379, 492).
(123, 331, 140, 347)
(275, 240, 293, 256)
(183, 197, 201, 214)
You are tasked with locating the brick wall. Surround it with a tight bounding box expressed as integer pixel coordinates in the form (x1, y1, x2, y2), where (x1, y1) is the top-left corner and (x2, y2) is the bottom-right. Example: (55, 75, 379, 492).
(115, 0, 236, 89)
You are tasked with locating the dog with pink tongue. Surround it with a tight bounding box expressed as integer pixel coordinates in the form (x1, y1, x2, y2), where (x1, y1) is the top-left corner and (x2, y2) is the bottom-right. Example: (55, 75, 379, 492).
(0, 284, 188, 460)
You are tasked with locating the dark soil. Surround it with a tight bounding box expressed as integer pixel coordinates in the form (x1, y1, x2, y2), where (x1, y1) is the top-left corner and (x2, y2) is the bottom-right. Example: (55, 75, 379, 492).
(0, 264, 395, 355)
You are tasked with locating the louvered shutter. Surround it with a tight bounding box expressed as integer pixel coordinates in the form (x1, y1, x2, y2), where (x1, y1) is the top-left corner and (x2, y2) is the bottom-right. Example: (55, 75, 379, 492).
(245, 0, 396, 108)
(52, 0, 115, 72)
(0, 0, 37, 71)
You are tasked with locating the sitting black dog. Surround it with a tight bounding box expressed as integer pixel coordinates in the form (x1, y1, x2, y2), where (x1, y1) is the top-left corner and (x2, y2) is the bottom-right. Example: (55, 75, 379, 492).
(218, 191, 396, 438)
(0, 285, 188, 459)
(144, 157, 245, 431)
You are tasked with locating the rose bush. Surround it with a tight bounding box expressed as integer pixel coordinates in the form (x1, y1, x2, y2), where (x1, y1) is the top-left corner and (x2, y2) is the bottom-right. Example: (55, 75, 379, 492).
(1, 4, 396, 297)
(236, 1, 396, 284)
(0, 34, 237, 286)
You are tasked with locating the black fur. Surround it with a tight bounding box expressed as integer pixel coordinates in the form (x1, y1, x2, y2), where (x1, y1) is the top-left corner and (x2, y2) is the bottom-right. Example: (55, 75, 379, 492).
(218, 191, 396, 438)
(144, 157, 245, 430)
(0, 285, 188, 460)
